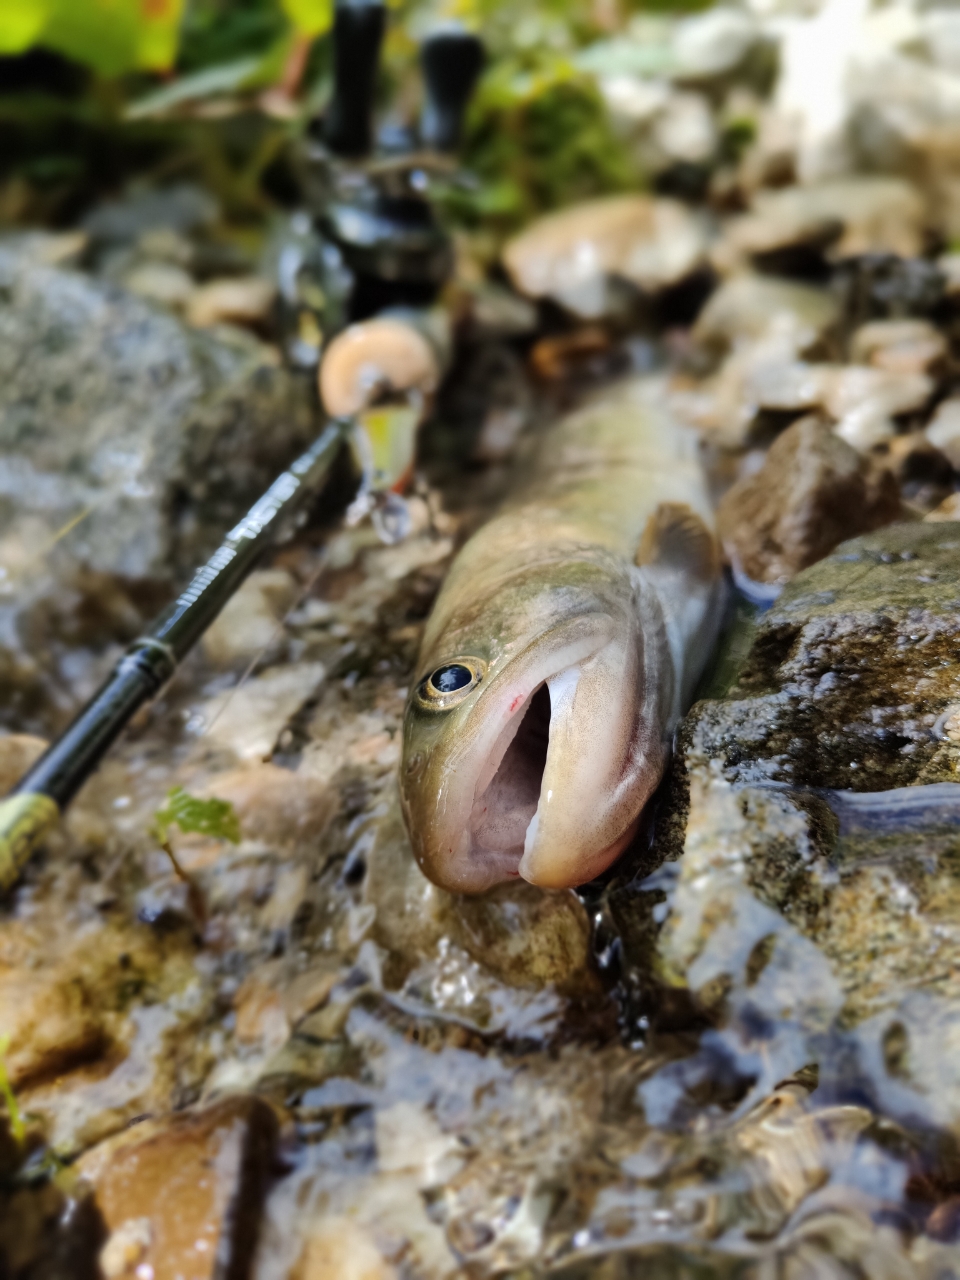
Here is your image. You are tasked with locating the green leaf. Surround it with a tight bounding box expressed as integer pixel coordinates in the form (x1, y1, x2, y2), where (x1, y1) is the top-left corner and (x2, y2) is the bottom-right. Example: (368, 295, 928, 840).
(151, 787, 241, 845)
(279, 0, 333, 38)
(0, 0, 48, 54)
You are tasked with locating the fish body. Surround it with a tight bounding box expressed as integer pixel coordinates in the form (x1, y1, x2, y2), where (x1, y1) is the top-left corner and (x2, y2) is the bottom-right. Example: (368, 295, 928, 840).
(400, 378, 724, 892)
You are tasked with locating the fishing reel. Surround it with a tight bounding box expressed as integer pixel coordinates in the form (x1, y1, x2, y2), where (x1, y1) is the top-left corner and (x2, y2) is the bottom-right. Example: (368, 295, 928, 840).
(280, 0, 484, 365)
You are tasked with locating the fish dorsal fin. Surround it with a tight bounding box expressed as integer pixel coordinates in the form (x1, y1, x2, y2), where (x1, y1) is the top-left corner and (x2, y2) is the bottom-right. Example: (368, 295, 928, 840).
(635, 503, 720, 581)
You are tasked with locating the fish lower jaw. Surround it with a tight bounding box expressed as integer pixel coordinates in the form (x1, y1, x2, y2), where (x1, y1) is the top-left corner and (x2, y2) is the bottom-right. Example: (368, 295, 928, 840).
(518, 817, 640, 889)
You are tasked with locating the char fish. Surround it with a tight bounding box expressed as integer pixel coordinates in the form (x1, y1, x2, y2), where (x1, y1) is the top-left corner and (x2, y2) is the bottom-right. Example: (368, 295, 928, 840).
(400, 379, 724, 892)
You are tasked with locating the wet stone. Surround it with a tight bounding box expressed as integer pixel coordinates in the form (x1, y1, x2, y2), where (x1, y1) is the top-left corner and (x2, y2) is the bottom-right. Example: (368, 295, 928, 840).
(645, 520, 960, 1057)
(849, 318, 948, 376)
(691, 273, 840, 359)
(0, 242, 317, 732)
(925, 397, 960, 470)
(502, 195, 709, 319)
(686, 521, 960, 794)
(202, 569, 299, 668)
(186, 276, 278, 333)
(0, 731, 47, 792)
(0, 243, 314, 585)
(714, 177, 928, 274)
(716, 414, 902, 586)
(78, 1096, 279, 1280)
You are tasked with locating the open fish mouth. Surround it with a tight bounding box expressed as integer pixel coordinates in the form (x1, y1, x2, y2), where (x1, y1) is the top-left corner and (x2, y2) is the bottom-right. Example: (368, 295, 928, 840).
(467, 678, 556, 877)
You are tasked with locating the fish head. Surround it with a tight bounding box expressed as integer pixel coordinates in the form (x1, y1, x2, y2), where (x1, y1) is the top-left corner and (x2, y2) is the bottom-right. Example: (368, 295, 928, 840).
(400, 559, 667, 893)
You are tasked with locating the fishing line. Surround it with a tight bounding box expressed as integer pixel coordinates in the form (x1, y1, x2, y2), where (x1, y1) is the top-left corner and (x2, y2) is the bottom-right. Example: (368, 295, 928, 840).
(197, 548, 331, 741)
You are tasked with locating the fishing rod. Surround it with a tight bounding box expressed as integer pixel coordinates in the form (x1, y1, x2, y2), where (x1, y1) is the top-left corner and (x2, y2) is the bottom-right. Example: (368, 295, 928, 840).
(0, 417, 353, 893)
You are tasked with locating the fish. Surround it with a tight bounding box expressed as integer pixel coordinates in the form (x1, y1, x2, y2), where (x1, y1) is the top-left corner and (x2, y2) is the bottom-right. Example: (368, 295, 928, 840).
(399, 378, 725, 893)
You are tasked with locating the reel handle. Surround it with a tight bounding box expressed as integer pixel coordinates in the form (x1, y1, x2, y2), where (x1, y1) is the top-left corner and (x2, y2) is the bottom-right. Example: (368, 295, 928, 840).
(420, 26, 485, 153)
(324, 0, 387, 158)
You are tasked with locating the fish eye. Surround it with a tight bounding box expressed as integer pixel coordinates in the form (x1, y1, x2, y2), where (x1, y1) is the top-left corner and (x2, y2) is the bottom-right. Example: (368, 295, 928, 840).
(417, 659, 485, 709)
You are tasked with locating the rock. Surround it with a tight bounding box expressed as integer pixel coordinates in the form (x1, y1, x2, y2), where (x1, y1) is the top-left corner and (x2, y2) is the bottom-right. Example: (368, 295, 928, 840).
(82, 184, 218, 249)
(0, 1181, 104, 1279)
(362, 792, 605, 1021)
(676, 350, 929, 454)
(121, 261, 195, 311)
(937, 250, 960, 299)
(692, 273, 840, 358)
(185, 276, 277, 332)
(741, 359, 834, 415)
(650, 91, 718, 166)
(925, 491, 960, 522)
(0, 906, 208, 1155)
(874, 432, 954, 512)
(453, 881, 595, 995)
(78, 1096, 278, 1280)
(714, 178, 928, 274)
(716, 415, 901, 585)
(195, 762, 334, 851)
(925, 397, 960, 469)
(291, 1217, 397, 1280)
(502, 195, 708, 319)
(686, 521, 960, 796)
(832, 400, 897, 453)
(202, 568, 299, 667)
(2, 230, 90, 269)
(196, 662, 326, 761)
(834, 253, 946, 327)
(0, 928, 116, 1089)
(375, 1100, 462, 1183)
(673, 7, 760, 82)
(0, 732, 47, 793)
(850, 318, 947, 375)
(635, 523, 960, 1142)
(0, 243, 315, 588)
(822, 365, 933, 433)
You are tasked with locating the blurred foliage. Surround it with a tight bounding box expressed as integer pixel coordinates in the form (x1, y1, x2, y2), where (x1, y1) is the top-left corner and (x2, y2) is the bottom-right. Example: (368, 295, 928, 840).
(448, 58, 637, 231)
(0, 0, 186, 74)
(0, 0, 332, 73)
(0, 0, 706, 235)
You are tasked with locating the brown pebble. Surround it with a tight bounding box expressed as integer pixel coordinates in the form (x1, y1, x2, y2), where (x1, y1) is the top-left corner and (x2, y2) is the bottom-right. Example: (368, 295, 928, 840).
(198, 763, 335, 850)
(925, 492, 960, 522)
(186, 276, 277, 331)
(291, 1216, 396, 1280)
(850, 319, 947, 376)
(0, 733, 48, 796)
(79, 1096, 278, 1280)
(717, 414, 902, 585)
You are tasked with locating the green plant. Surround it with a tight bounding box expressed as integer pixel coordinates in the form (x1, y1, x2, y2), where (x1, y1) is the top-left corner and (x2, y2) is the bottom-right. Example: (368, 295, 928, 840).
(150, 786, 241, 846)
(0, 0, 333, 76)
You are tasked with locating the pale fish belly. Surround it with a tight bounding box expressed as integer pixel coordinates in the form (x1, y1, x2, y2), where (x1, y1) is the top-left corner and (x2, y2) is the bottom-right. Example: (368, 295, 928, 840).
(401, 377, 725, 892)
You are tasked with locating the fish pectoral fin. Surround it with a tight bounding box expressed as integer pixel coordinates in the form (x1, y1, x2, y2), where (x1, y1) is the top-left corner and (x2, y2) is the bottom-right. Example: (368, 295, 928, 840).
(635, 503, 720, 581)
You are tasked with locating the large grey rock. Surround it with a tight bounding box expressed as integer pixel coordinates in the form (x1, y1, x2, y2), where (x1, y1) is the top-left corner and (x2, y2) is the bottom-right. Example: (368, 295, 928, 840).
(0, 244, 316, 583)
(607, 521, 960, 1152)
(690, 521, 960, 794)
(0, 243, 317, 730)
